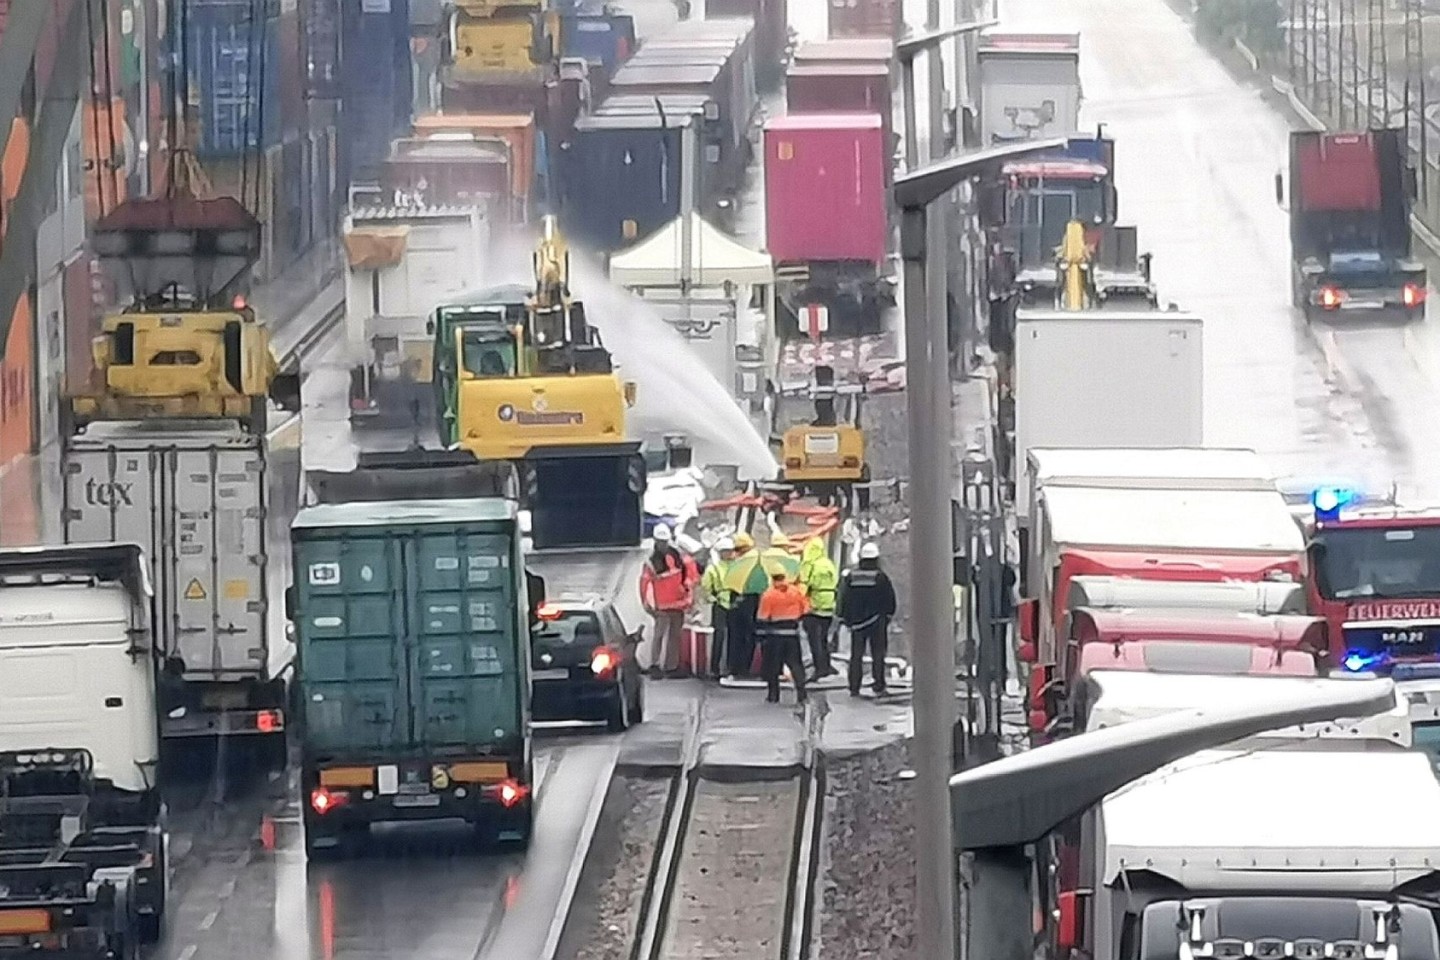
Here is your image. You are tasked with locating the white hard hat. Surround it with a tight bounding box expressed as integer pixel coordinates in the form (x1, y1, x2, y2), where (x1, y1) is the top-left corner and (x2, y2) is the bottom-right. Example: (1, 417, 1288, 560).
(716, 536, 735, 551)
(653, 523, 672, 542)
(859, 542, 880, 560)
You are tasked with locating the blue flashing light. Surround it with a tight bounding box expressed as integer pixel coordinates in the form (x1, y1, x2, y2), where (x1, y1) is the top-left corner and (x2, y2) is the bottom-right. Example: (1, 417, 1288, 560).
(1312, 485, 1361, 522)
(1391, 662, 1440, 682)
(1341, 649, 1389, 673)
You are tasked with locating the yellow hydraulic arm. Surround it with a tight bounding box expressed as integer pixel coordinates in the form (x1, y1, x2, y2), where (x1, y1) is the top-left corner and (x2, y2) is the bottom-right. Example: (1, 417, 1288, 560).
(1056, 219, 1096, 311)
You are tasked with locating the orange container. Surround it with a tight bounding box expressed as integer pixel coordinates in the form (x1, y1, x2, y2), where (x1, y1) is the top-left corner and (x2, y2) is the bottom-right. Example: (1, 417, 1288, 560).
(413, 112, 537, 208)
(81, 97, 129, 222)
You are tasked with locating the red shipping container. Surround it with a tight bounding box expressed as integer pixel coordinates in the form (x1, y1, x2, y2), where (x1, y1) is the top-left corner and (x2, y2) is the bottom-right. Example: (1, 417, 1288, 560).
(792, 37, 894, 67)
(1296, 132, 1382, 212)
(765, 113, 886, 265)
(786, 63, 890, 114)
(827, 0, 901, 42)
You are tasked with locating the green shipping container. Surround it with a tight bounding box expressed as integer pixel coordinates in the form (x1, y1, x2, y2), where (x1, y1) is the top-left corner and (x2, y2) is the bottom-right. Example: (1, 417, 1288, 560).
(291, 498, 530, 760)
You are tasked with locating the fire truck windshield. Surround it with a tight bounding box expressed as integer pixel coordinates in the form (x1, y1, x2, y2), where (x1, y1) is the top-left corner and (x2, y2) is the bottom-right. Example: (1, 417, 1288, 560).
(1413, 722, 1440, 777)
(1314, 525, 1440, 600)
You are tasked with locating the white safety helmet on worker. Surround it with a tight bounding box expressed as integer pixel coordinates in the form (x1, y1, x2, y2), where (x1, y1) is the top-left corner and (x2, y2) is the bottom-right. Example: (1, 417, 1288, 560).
(653, 523, 673, 543)
(860, 542, 880, 560)
(716, 536, 735, 552)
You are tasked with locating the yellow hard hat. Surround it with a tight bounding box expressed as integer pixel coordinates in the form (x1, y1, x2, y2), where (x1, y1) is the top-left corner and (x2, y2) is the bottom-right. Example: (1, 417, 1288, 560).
(771, 532, 791, 547)
(733, 532, 754, 550)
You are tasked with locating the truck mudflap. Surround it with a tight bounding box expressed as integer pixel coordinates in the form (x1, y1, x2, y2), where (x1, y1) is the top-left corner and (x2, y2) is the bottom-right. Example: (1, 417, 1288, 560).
(519, 442, 647, 550)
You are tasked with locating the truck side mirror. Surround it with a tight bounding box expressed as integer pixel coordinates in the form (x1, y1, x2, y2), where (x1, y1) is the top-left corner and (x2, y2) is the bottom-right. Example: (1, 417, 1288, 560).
(426, 320, 435, 336)
(1018, 597, 1039, 646)
(1274, 171, 1285, 207)
(284, 586, 296, 621)
(270, 372, 302, 412)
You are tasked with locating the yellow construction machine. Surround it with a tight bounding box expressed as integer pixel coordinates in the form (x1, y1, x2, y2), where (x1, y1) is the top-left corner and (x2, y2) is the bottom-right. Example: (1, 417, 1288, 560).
(781, 364, 867, 507)
(445, 0, 559, 91)
(431, 215, 647, 548)
(64, 196, 300, 436)
(1051, 218, 1157, 311)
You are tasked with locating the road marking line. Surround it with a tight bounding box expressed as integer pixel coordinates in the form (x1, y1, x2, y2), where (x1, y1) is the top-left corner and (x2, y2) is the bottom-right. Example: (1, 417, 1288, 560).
(540, 745, 621, 960)
(1403, 326, 1436, 388)
(178, 945, 198, 960)
(199, 911, 218, 931)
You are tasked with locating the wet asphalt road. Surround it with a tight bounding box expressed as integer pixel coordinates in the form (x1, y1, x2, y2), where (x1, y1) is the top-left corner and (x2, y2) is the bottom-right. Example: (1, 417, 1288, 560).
(1003, 0, 1440, 500)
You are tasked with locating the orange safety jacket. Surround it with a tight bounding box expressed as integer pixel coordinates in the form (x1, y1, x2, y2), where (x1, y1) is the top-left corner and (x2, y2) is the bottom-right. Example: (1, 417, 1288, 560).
(757, 581, 810, 622)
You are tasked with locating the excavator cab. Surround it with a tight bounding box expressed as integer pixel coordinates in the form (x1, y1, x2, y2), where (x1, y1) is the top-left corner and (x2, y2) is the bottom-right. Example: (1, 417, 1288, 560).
(429, 218, 646, 549)
(66, 197, 299, 435)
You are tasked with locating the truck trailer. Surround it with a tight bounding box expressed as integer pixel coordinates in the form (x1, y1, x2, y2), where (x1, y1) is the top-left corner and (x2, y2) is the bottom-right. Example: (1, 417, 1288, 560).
(1280, 128, 1427, 321)
(291, 454, 536, 859)
(61, 421, 285, 762)
(0, 544, 169, 954)
(342, 192, 492, 432)
(1040, 672, 1440, 960)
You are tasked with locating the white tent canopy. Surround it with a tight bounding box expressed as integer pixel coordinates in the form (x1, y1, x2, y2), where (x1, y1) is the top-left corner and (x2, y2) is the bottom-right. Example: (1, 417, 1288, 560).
(608, 213, 773, 287)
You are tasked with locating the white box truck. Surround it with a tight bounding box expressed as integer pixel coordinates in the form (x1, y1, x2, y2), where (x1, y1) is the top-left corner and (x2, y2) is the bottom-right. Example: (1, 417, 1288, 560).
(1013, 308, 1204, 524)
(342, 195, 491, 432)
(976, 29, 1082, 146)
(60, 420, 284, 760)
(0, 544, 169, 947)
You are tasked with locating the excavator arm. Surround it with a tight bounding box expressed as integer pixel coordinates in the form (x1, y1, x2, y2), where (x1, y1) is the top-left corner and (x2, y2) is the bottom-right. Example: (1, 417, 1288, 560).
(1055, 219, 1096, 311)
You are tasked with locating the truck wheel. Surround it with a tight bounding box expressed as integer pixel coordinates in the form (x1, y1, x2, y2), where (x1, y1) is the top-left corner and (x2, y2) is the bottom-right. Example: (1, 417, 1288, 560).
(606, 685, 631, 732)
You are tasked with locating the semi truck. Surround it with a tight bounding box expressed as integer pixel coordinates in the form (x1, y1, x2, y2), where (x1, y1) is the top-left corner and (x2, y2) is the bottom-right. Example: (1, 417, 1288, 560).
(1039, 672, 1440, 960)
(291, 453, 537, 859)
(1016, 447, 1308, 739)
(60, 195, 298, 760)
(1279, 128, 1427, 321)
(0, 544, 169, 952)
(342, 187, 492, 432)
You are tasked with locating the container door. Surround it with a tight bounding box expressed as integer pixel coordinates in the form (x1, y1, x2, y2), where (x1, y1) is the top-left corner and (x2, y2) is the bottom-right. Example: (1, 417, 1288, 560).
(296, 533, 407, 755)
(406, 530, 522, 752)
(168, 444, 268, 681)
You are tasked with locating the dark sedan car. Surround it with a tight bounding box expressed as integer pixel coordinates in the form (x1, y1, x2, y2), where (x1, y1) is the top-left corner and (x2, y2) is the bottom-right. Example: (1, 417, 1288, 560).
(530, 598, 645, 731)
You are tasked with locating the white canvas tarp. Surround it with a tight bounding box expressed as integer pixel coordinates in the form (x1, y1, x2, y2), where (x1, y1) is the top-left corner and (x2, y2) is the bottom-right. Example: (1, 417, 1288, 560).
(608, 213, 773, 287)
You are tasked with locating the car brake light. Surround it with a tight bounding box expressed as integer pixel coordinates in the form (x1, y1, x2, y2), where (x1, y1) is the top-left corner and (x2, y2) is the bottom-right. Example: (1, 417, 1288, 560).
(1319, 286, 1344, 308)
(536, 602, 563, 621)
(256, 709, 283, 734)
(590, 646, 619, 677)
(1404, 282, 1427, 307)
(310, 787, 347, 815)
(496, 780, 529, 808)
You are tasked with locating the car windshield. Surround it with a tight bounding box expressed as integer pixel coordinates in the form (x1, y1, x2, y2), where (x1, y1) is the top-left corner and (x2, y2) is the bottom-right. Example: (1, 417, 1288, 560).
(1314, 525, 1440, 599)
(534, 611, 604, 646)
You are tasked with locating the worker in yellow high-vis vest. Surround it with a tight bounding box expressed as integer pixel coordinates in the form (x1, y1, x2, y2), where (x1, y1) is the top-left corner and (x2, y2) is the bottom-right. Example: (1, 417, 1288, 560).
(797, 537, 839, 681)
(699, 537, 737, 679)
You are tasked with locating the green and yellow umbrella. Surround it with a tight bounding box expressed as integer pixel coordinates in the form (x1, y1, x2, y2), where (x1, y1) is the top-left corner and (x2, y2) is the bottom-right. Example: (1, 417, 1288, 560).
(724, 544, 802, 595)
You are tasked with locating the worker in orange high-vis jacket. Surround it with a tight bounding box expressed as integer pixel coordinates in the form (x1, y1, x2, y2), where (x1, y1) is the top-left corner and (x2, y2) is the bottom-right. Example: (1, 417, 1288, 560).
(639, 523, 699, 678)
(755, 571, 809, 704)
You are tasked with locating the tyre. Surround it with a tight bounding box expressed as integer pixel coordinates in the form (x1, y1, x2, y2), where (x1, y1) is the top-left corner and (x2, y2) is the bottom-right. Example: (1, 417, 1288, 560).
(136, 911, 164, 945)
(606, 684, 631, 732)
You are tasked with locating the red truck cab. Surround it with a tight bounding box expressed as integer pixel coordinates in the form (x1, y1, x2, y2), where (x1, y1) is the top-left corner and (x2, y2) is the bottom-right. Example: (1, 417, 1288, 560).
(1304, 501, 1440, 672)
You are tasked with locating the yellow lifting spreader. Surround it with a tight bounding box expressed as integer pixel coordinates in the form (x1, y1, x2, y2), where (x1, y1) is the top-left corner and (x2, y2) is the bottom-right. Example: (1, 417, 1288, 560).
(781, 364, 867, 507)
(64, 196, 299, 436)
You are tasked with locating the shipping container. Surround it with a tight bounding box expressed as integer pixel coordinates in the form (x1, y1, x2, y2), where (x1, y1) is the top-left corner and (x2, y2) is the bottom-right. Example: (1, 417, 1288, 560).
(594, 95, 725, 189)
(704, 0, 787, 86)
(976, 29, 1081, 146)
(80, 98, 129, 222)
(562, 113, 706, 253)
(181, 1, 285, 158)
(61, 253, 99, 396)
(0, 292, 34, 470)
(61, 423, 271, 685)
(304, 0, 342, 99)
(291, 498, 533, 850)
(827, 0, 902, 41)
(792, 36, 894, 68)
(606, 58, 753, 180)
(560, 13, 636, 76)
(339, 0, 413, 182)
(413, 113, 543, 210)
(785, 62, 894, 171)
(764, 113, 887, 265)
(384, 136, 515, 219)
(279, 5, 304, 139)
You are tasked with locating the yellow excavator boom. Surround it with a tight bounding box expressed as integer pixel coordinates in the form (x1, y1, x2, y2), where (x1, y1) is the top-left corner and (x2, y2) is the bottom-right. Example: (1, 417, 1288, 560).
(1057, 219, 1093, 311)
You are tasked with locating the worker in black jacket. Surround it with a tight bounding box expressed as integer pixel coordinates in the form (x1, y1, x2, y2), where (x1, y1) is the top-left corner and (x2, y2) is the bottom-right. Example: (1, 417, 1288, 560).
(837, 542, 898, 697)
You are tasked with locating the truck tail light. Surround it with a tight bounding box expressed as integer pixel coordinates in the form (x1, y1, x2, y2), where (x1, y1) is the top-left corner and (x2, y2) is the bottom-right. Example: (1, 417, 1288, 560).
(1319, 285, 1344, 308)
(256, 709, 284, 734)
(1404, 282, 1427, 307)
(590, 646, 620, 677)
(310, 787, 348, 815)
(494, 780, 529, 808)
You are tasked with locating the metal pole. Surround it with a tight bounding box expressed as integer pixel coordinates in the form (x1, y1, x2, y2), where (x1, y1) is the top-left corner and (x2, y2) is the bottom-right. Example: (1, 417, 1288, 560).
(679, 120, 696, 293)
(902, 202, 959, 960)
(138, 0, 152, 197)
